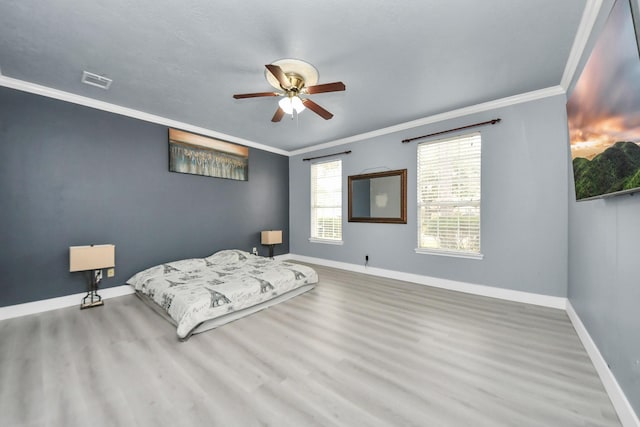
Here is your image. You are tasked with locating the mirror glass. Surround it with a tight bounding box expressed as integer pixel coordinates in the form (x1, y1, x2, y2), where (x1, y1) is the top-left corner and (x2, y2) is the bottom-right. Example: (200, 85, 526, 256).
(348, 169, 407, 223)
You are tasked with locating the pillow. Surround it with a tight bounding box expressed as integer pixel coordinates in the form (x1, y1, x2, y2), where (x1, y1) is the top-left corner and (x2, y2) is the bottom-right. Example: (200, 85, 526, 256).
(164, 258, 207, 272)
(204, 249, 252, 265)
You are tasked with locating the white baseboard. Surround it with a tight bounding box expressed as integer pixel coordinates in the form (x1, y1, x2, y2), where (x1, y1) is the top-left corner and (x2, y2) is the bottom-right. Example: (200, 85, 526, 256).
(0, 285, 135, 321)
(566, 302, 640, 427)
(287, 253, 567, 309)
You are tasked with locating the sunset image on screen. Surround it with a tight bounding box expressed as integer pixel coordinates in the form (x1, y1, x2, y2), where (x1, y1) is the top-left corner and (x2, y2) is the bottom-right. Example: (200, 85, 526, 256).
(567, 0, 640, 199)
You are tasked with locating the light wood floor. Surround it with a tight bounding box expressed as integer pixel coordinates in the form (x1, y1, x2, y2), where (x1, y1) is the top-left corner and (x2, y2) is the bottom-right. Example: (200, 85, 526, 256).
(0, 264, 620, 426)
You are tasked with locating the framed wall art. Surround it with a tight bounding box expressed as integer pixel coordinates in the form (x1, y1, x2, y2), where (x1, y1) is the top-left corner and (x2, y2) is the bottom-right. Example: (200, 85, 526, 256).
(567, 0, 640, 200)
(169, 128, 249, 181)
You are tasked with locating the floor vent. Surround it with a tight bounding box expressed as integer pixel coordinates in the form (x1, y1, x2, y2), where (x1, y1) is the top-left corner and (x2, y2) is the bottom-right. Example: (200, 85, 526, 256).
(81, 71, 112, 89)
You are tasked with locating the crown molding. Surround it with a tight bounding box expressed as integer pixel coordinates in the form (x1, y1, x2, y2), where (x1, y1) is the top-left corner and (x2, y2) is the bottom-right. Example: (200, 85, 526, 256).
(0, 75, 289, 156)
(1, 74, 566, 158)
(290, 85, 565, 156)
(561, 0, 604, 91)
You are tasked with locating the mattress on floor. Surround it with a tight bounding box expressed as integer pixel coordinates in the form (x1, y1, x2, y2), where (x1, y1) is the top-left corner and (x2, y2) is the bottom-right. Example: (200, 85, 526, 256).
(126, 249, 318, 339)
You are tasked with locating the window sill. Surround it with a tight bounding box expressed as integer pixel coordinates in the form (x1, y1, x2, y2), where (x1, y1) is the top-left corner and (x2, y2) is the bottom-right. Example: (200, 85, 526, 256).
(414, 248, 483, 260)
(309, 238, 344, 245)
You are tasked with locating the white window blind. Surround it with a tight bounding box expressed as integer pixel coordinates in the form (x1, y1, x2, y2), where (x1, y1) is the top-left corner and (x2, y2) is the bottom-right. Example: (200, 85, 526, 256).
(311, 159, 342, 241)
(417, 132, 481, 255)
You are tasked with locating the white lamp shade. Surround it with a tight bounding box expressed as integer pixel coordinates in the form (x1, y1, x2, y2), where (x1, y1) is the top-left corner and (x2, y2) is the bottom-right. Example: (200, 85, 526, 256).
(261, 230, 283, 245)
(278, 96, 305, 115)
(291, 96, 305, 113)
(278, 97, 293, 114)
(70, 245, 115, 272)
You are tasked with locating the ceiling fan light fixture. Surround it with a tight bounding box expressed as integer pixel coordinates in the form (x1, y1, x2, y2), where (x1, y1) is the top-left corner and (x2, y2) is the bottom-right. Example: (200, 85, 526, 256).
(291, 96, 305, 113)
(265, 59, 319, 89)
(279, 95, 305, 115)
(233, 60, 344, 122)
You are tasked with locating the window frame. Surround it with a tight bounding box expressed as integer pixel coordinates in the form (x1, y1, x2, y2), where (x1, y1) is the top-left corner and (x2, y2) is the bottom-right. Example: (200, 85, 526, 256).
(415, 132, 483, 259)
(309, 159, 344, 245)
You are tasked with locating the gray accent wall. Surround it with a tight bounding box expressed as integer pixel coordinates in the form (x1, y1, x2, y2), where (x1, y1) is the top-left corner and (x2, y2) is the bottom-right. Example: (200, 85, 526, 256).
(0, 87, 289, 307)
(290, 95, 569, 297)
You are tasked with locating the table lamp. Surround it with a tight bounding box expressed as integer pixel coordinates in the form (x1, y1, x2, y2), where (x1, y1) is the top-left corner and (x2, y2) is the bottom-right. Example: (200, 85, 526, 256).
(261, 230, 282, 259)
(70, 244, 115, 309)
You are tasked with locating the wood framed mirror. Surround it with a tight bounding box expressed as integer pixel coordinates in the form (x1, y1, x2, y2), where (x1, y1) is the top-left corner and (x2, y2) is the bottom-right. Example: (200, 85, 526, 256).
(348, 169, 407, 223)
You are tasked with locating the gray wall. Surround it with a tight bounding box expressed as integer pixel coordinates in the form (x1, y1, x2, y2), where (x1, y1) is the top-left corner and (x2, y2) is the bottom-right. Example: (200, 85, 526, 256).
(565, 0, 640, 415)
(568, 195, 640, 415)
(0, 87, 289, 307)
(290, 95, 569, 296)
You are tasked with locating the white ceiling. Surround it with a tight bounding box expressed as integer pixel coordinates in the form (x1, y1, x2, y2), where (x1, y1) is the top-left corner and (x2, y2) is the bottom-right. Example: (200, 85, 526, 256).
(0, 0, 586, 152)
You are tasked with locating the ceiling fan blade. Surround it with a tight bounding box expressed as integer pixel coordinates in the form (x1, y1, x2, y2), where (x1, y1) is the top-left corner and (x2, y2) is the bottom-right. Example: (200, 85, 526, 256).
(302, 98, 334, 120)
(271, 107, 285, 122)
(304, 81, 346, 94)
(233, 92, 280, 99)
(265, 64, 292, 90)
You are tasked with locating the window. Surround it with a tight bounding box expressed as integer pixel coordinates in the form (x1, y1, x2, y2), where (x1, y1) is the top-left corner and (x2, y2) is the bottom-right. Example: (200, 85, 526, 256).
(310, 159, 342, 242)
(417, 132, 481, 257)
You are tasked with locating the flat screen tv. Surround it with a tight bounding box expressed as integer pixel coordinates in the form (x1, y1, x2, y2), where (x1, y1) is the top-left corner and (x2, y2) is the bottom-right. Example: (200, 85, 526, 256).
(567, 0, 640, 201)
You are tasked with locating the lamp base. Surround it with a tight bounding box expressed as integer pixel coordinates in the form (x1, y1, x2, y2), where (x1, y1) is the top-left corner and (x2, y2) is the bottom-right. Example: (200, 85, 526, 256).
(80, 296, 104, 309)
(81, 270, 104, 309)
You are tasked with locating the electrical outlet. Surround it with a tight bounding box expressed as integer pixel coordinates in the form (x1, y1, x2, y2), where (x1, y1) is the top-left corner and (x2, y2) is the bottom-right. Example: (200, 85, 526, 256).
(107, 268, 115, 278)
(252, 247, 258, 256)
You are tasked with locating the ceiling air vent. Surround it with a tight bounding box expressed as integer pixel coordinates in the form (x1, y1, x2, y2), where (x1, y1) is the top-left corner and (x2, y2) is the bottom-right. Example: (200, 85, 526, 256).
(81, 71, 112, 90)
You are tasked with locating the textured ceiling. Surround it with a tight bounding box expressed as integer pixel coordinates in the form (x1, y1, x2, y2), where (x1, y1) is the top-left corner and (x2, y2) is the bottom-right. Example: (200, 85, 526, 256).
(0, 0, 585, 152)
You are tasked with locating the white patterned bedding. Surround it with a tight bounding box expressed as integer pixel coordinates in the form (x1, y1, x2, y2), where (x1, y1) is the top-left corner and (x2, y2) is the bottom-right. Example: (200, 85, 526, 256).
(126, 250, 318, 339)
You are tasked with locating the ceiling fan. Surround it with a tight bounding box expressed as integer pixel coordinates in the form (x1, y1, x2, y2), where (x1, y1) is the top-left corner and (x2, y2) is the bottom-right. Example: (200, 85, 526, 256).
(233, 59, 346, 122)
